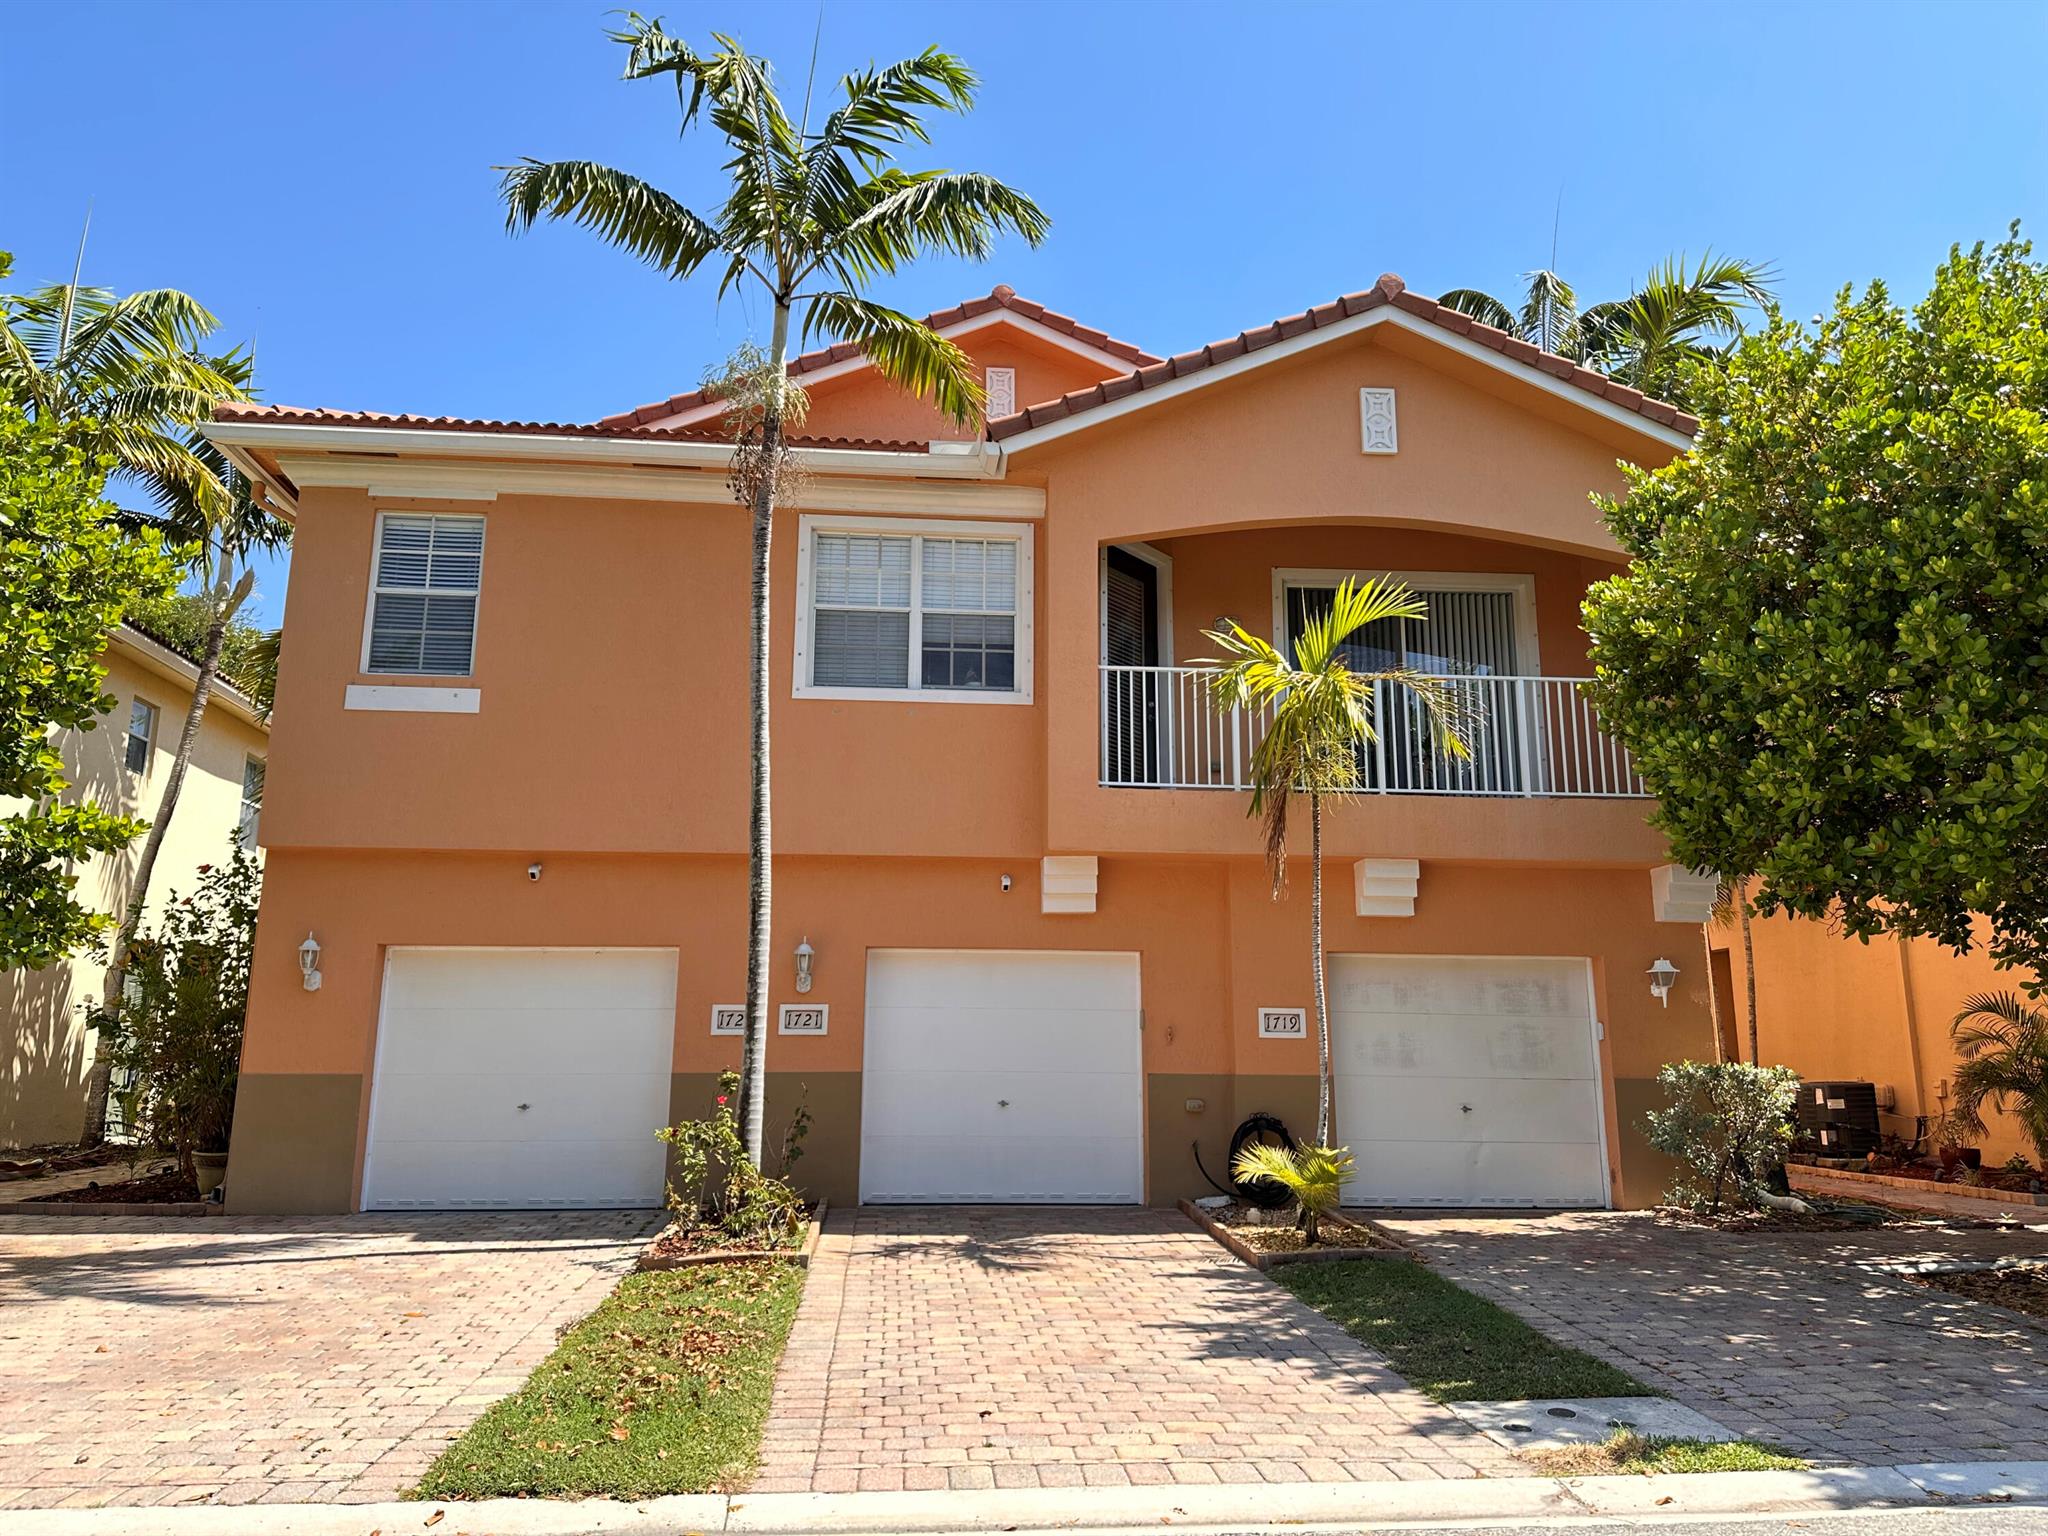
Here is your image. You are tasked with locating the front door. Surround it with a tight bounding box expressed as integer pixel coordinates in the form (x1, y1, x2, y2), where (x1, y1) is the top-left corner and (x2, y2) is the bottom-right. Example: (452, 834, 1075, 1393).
(1103, 548, 1161, 783)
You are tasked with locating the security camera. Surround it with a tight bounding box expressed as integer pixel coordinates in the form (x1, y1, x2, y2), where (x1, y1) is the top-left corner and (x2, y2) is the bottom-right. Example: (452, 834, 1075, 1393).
(527, 862, 543, 882)
(1000, 873, 1013, 892)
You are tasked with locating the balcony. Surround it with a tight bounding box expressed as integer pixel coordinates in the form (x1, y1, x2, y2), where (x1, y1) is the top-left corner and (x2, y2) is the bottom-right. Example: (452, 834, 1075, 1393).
(1099, 665, 1647, 799)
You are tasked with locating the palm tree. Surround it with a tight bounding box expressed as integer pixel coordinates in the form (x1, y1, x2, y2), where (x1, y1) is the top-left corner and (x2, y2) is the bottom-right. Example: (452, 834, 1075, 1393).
(500, 15, 1048, 1168)
(2, 253, 274, 1143)
(1948, 992, 2048, 1169)
(1439, 254, 1773, 410)
(1197, 578, 1466, 1145)
(1231, 1141, 1353, 1245)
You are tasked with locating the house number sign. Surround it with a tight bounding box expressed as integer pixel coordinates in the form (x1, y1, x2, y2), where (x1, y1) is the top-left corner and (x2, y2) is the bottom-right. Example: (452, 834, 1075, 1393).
(1258, 1007, 1308, 1039)
(710, 1005, 746, 1036)
(778, 1004, 829, 1036)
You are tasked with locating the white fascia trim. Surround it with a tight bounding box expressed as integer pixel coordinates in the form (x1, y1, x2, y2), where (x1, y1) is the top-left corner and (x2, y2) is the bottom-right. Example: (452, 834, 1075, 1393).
(792, 512, 1035, 706)
(274, 455, 1044, 517)
(996, 306, 1695, 455)
(645, 310, 1150, 428)
(202, 420, 1006, 479)
(109, 626, 266, 729)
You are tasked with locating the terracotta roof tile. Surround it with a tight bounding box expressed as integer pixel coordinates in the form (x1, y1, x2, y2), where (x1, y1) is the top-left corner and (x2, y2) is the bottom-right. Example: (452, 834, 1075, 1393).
(211, 402, 928, 453)
(984, 274, 1700, 444)
(595, 285, 1161, 430)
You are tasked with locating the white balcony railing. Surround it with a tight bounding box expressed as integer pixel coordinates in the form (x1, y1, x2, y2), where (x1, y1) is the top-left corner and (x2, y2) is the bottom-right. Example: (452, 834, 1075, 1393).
(1099, 665, 1647, 798)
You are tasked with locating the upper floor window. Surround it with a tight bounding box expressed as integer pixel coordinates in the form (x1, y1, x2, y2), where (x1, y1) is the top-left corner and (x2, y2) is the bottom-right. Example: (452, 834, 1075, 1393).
(363, 513, 485, 676)
(239, 755, 265, 844)
(794, 516, 1033, 703)
(124, 698, 158, 774)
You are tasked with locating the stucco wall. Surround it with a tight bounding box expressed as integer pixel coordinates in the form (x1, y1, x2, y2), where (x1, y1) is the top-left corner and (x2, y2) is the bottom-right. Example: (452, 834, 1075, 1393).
(1, 642, 268, 1148)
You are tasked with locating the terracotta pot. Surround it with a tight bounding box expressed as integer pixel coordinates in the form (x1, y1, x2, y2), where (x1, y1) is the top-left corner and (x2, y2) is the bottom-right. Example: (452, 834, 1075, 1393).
(193, 1152, 228, 1200)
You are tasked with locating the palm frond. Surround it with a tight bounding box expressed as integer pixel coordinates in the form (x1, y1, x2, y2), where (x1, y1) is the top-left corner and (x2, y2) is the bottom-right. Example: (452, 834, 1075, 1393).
(1517, 268, 1579, 357)
(799, 291, 983, 425)
(498, 160, 722, 280)
(814, 169, 1049, 286)
(1436, 288, 1518, 335)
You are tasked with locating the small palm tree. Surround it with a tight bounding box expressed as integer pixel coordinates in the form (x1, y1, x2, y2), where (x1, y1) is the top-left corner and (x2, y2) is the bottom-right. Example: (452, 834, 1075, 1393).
(1232, 1141, 1354, 1246)
(1948, 992, 2048, 1169)
(500, 15, 1048, 1169)
(1439, 254, 1773, 410)
(1198, 578, 1466, 1145)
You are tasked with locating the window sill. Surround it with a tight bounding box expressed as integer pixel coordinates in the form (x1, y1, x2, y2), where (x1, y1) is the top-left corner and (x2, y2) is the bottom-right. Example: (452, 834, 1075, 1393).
(791, 683, 1032, 706)
(344, 684, 481, 714)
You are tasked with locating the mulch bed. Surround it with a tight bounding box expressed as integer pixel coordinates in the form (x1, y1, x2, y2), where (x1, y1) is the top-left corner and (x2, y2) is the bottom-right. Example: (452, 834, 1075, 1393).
(1657, 1201, 1926, 1234)
(638, 1202, 826, 1271)
(1181, 1198, 1410, 1270)
(1862, 1159, 2045, 1195)
(1911, 1263, 2048, 1321)
(27, 1167, 198, 1204)
(0, 1143, 130, 1181)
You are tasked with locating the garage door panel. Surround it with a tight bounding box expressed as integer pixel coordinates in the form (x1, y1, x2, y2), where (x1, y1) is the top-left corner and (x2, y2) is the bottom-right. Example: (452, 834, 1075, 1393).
(1330, 958, 1591, 1020)
(1338, 1076, 1603, 1145)
(860, 950, 1141, 1204)
(1329, 1016, 1596, 1080)
(364, 949, 676, 1210)
(861, 1006, 1139, 1074)
(1347, 1141, 1610, 1207)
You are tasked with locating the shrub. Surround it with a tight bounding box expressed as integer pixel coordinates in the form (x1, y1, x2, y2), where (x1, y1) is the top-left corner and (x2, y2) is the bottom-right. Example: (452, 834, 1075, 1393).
(1643, 1060, 1800, 1213)
(107, 838, 260, 1174)
(658, 1071, 806, 1245)
(1230, 1142, 1355, 1244)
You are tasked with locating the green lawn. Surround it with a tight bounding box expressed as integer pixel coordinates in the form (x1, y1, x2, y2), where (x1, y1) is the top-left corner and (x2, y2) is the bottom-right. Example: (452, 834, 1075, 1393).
(1278, 1258, 1651, 1403)
(1532, 1431, 1808, 1476)
(412, 1260, 806, 1499)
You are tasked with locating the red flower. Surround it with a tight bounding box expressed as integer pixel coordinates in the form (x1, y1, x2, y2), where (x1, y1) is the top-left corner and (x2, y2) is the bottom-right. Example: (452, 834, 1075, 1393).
(716, 1095, 728, 1105)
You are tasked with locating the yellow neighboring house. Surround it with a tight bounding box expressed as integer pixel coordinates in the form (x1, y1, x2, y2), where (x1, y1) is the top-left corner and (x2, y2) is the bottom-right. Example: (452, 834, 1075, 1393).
(0, 621, 269, 1149)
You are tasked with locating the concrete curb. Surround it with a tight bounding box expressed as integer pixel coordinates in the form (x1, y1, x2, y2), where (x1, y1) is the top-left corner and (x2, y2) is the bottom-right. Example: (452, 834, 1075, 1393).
(8, 1461, 2044, 1535)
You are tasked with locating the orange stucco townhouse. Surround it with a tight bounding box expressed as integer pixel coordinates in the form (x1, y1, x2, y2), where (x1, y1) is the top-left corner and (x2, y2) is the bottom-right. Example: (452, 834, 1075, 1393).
(203, 276, 1727, 1216)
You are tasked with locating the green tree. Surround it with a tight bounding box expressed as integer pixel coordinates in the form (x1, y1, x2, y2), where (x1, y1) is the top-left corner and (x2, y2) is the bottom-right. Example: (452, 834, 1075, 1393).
(499, 14, 1047, 1167)
(122, 591, 278, 715)
(1946, 992, 2048, 1169)
(1440, 254, 1773, 409)
(1583, 229, 2048, 982)
(0, 405, 178, 970)
(1198, 579, 1465, 1144)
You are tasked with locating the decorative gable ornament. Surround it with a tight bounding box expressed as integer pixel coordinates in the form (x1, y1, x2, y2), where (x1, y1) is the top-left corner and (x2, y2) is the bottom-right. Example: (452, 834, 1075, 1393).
(1359, 388, 1398, 454)
(986, 366, 1017, 420)
(1354, 858, 1420, 917)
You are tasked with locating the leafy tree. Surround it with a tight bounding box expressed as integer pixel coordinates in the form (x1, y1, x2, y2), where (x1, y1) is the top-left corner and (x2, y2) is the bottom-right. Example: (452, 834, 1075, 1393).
(0, 405, 178, 970)
(1198, 579, 1465, 1144)
(123, 591, 278, 715)
(1642, 1060, 1799, 1213)
(1583, 230, 2048, 981)
(1440, 253, 1773, 408)
(1946, 992, 2048, 1169)
(499, 14, 1047, 1167)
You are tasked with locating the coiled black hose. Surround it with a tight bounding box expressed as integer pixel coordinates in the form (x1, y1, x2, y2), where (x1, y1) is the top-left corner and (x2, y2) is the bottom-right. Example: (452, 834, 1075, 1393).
(1193, 1111, 1297, 1209)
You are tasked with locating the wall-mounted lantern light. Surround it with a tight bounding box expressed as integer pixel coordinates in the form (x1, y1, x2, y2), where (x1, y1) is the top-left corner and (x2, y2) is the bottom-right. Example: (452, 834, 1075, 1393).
(1647, 956, 1679, 1008)
(794, 936, 815, 995)
(299, 932, 323, 992)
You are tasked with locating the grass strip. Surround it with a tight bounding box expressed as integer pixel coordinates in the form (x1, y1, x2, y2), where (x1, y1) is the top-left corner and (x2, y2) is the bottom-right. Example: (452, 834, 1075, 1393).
(413, 1260, 805, 1499)
(1529, 1431, 1808, 1475)
(1279, 1257, 1651, 1403)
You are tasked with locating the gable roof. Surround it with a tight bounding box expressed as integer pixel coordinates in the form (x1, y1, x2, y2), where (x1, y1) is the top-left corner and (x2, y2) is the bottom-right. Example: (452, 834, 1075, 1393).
(209, 401, 929, 454)
(596, 285, 1162, 430)
(985, 274, 1699, 449)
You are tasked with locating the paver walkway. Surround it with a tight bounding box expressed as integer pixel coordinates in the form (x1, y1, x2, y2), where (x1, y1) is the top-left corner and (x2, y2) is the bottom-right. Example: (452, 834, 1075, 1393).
(1378, 1210, 2048, 1467)
(751, 1205, 1518, 1493)
(0, 1211, 656, 1510)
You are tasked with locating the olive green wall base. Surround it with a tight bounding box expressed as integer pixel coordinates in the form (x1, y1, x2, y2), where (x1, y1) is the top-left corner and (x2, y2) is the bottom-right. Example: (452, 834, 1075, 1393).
(1147, 1073, 1324, 1206)
(225, 1073, 363, 1214)
(669, 1071, 863, 1210)
(1610, 1075, 1673, 1210)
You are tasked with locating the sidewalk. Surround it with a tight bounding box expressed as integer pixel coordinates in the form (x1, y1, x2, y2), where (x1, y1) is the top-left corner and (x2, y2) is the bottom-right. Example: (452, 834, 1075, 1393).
(9, 1460, 2047, 1534)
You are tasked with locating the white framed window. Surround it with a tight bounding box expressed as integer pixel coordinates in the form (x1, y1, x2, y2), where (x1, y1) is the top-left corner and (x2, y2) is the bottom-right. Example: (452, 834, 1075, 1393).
(1269, 568, 1540, 675)
(124, 698, 158, 774)
(239, 755, 265, 844)
(361, 512, 485, 676)
(794, 515, 1034, 703)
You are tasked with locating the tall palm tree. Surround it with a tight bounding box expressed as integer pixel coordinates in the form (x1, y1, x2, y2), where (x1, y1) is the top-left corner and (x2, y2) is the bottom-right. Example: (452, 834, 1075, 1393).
(500, 15, 1048, 1168)
(1439, 254, 1773, 410)
(3, 256, 274, 1142)
(1197, 580, 1466, 1145)
(1948, 993, 2048, 1169)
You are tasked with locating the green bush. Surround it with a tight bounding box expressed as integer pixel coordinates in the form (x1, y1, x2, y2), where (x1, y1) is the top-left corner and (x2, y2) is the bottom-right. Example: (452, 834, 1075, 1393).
(658, 1071, 806, 1245)
(1643, 1060, 1800, 1213)
(108, 838, 259, 1172)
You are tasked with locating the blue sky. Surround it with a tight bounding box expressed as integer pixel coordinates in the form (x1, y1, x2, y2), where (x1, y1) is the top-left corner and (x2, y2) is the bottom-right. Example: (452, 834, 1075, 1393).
(10, 0, 2045, 625)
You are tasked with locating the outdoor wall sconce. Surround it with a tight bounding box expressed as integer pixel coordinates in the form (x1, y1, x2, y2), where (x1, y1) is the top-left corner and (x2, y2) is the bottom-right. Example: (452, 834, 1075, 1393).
(298, 932, 323, 992)
(794, 936, 815, 995)
(1647, 956, 1679, 1008)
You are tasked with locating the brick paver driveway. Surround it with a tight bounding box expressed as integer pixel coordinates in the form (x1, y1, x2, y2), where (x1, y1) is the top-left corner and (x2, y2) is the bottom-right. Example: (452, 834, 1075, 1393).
(752, 1205, 1518, 1493)
(1378, 1210, 2048, 1467)
(0, 1211, 656, 1510)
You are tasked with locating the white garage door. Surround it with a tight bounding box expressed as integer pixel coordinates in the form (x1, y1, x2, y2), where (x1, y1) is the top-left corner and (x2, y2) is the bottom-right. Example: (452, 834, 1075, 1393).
(860, 950, 1142, 1203)
(1331, 955, 1608, 1208)
(362, 948, 677, 1210)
